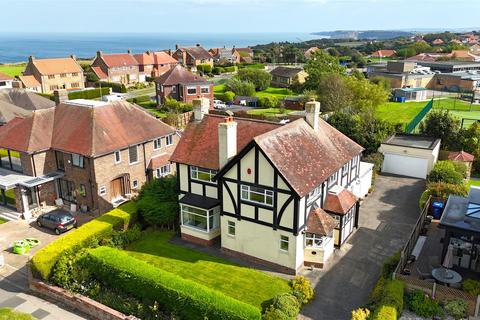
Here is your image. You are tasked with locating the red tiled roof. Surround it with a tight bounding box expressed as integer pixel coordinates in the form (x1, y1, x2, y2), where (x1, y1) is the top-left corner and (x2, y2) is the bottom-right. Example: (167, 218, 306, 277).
(371, 50, 396, 58)
(134, 51, 177, 66)
(0, 72, 13, 81)
(91, 66, 107, 80)
(448, 151, 474, 162)
(177, 46, 213, 60)
(170, 115, 281, 170)
(324, 187, 357, 215)
(101, 53, 138, 68)
(155, 65, 207, 86)
(148, 153, 171, 169)
(305, 207, 337, 236)
(254, 119, 364, 197)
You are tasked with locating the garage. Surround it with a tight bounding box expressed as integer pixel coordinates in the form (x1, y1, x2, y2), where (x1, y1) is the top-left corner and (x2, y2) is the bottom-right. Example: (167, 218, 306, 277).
(378, 133, 441, 179)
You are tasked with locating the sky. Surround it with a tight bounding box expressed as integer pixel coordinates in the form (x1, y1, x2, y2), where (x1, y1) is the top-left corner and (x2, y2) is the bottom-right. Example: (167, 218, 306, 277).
(1, 0, 479, 34)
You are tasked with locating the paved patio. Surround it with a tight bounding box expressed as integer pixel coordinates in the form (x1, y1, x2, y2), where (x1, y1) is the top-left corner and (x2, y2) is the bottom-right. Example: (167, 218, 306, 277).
(300, 174, 426, 320)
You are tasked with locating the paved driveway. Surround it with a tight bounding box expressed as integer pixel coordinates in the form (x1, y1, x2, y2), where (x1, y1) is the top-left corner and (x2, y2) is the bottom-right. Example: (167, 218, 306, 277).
(300, 174, 426, 320)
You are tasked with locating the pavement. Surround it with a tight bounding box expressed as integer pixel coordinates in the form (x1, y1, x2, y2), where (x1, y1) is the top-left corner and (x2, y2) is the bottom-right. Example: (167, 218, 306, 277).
(299, 174, 426, 320)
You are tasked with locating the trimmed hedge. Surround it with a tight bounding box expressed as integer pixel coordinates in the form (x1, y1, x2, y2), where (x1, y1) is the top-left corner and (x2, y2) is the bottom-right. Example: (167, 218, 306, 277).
(68, 87, 110, 100)
(86, 246, 261, 320)
(31, 201, 137, 280)
(96, 81, 127, 93)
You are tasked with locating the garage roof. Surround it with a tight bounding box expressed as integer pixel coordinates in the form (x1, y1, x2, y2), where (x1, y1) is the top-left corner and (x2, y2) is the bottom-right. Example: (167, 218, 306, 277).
(382, 133, 440, 150)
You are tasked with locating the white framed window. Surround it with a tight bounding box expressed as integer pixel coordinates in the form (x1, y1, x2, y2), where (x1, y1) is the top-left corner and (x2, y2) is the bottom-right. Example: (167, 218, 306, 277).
(190, 166, 217, 183)
(305, 232, 329, 248)
(200, 86, 209, 94)
(129, 145, 138, 164)
(153, 138, 162, 150)
(227, 220, 236, 236)
(156, 164, 171, 178)
(187, 87, 197, 95)
(280, 235, 289, 252)
(241, 185, 273, 206)
(328, 172, 338, 188)
(181, 204, 219, 232)
(132, 180, 139, 189)
(114, 150, 121, 164)
(99, 186, 107, 196)
(165, 134, 173, 146)
(307, 185, 322, 206)
(71, 154, 84, 168)
(342, 163, 349, 174)
(171, 86, 177, 93)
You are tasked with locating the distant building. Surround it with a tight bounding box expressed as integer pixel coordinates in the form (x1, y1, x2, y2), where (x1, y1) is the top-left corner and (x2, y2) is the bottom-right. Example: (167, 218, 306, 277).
(0, 72, 14, 90)
(450, 50, 480, 62)
(133, 51, 178, 81)
(414, 61, 480, 73)
(367, 61, 435, 89)
(432, 38, 445, 45)
(208, 48, 241, 65)
(233, 47, 254, 63)
(154, 65, 213, 107)
(270, 67, 308, 88)
(19, 56, 85, 94)
(172, 44, 214, 72)
(91, 50, 140, 84)
(304, 47, 320, 59)
(370, 50, 396, 58)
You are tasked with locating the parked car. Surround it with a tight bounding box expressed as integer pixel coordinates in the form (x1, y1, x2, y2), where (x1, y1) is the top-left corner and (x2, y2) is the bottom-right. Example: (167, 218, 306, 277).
(214, 99, 227, 109)
(36, 210, 77, 235)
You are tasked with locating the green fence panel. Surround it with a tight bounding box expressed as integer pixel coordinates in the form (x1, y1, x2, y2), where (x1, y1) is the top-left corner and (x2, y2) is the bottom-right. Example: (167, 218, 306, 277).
(405, 99, 433, 133)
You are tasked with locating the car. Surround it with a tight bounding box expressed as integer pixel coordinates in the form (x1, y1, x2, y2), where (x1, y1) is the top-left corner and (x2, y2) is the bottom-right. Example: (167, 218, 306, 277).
(214, 99, 227, 109)
(36, 210, 77, 235)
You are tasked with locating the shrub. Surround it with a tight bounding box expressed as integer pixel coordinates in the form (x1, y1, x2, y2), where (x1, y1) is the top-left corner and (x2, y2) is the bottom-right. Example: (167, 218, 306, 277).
(452, 161, 468, 179)
(237, 69, 272, 91)
(463, 279, 480, 296)
(258, 96, 280, 109)
(225, 78, 255, 97)
(212, 66, 225, 75)
(419, 182, 469, 208)
(215, 90, 235, 102)
(381, 251, 400, 279)
(407, 290, 443, 318)
(50, 249, 92, 292)
(130, 95, 151, 104)
(444, 299, 468, 320)
(372, 305, 396, 320)
(428, 160, 464, 185)
(381, 280, 404, 314)
(106, 224, 142, 249)
(197, 64, 212, 74)
(351, 308, 370, 320)
(262, 293, 300, 320)
(224, 66, 238, 73)
(96, 81, 127, 93)
(31, 201, 137, 280)
(67, 87, 110, 100)
(163, 98, 193, 113)
(290, 276, 314, 305)
(86, 247, 261, 320)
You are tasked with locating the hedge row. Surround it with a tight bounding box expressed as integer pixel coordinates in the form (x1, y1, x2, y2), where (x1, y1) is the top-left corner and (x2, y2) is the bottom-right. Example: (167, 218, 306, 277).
(372, 280, 404, 320)
(31, 201, 137, 280)
(86, 247, 261, 320)
(96, 81, 127, 93)
(68, 87, 110, 100)
(127, 95, 151, 104)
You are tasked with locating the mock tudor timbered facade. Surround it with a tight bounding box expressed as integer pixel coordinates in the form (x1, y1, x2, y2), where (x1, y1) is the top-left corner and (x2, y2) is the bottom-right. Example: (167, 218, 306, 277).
(171, 98, 371, 274)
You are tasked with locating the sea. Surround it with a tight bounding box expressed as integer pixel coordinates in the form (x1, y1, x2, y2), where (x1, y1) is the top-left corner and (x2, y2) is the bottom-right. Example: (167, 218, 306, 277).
(0, 32, 324, 63)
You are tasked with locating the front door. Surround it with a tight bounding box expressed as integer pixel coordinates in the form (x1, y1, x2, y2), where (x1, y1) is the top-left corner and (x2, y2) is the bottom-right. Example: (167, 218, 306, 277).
(110, 178, 124, 200)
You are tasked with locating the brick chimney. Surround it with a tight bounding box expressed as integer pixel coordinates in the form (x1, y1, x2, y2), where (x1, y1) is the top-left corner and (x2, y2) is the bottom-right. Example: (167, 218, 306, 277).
(96, 51, 103, 58)
(175, 44, 179, 50)
(127, 49, 132, 54)
(305, 100, 320, 131)
(196, 43, 201, 47)
(218, 116, 237, 168)
(54, 89, 68, 106)
(28, 55, 35, 63)
(192, 97, 210, 121)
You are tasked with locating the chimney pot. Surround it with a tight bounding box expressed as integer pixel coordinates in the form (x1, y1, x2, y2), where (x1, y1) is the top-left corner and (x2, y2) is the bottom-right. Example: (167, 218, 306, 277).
(196, 43, 201, 47)
(96, 51, 103, 58)
(192, 97, 210, 121)
(53, 89, 68, 106)
(175, 44, 179, 50)
(127, 49, 132, 54)
(28, 55, 35, 62)
(305, 100, 320, 131)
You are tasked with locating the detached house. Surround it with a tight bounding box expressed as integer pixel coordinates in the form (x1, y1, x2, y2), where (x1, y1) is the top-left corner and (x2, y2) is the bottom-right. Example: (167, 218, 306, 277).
(170, 99, 371, 274)
(172, 44, 214, 72)
(270, 67, 308, 88)
(91, 51, 140, 84)
(134, 51, 178, 80)
(0, 93, 177, 220)
(209, 48, 241, 64)
(19, 56, 85, 94)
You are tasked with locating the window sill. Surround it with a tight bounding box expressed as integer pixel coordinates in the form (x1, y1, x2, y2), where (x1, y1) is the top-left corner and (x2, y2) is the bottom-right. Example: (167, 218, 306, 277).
(129, 161, 139, 165)
(279, 249, 289, 254)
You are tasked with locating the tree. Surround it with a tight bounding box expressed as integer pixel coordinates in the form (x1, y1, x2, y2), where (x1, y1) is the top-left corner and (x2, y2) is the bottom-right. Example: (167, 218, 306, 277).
(343, 76, 390, 113)
(304, 50, 346, 90)
(258, 96, 280, 109)
(224, 78, 256, 96)
(236, 69, 271, 91)
(137, 176, 179, 229)
(396, 47, 417, 58)
(427, 160, 464, 185)
(317, 74, 353, 112)
(419, 110, 460, 150)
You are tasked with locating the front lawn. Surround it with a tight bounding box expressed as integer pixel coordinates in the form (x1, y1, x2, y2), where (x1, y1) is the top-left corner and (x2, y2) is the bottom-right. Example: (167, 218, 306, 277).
(247, 107, 295, 117)
(0, 64, 25, 77)
(0, 308, 35, 320)
(375, 101, 425, 126)
(125, 231, 291, 309)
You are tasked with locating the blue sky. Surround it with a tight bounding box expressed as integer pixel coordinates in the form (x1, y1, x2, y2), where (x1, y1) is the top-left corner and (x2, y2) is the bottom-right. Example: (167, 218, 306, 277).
(2, 0, 479, 33)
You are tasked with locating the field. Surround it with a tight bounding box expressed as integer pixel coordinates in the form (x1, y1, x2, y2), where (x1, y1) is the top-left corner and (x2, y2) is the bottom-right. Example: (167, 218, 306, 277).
(213, 84, 296, 100)
(125, 230, 291, 309)
(0, 64, 25, 77)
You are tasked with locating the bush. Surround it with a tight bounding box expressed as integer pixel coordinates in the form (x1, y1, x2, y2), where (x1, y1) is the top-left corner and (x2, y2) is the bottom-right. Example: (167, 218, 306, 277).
(96, 81, 127, 93)
(225, 78, 256, 97)
(212, 66, 225, 75)
(224, 66, 238, 73)
(372, 305, 396, 320)
(428, 160, 464, 185)
(381, 280, 404, 314)
(262, 293, 300, 320)
(444, 299, 468, 320)
(463, 279, 480, 296)
(36, 93, 54, 101)
(67, 87, 110, 100)
(86, 247, 261, 320)
(50, 249, 92, 292)
(452, 161, 468, 179)
(258, 96, 280, 109)
(163, 98, 193, 113)
(381, 251, 400, 279)
(215, 90, 235, 102)
(31, 201, 137, 280)
(130, 95, 151, 104)
(290, 276, 314, 305)
(351, 308, 370, 320)
(237, 69, 271, 91)
(407, 290, 443, 318)
(105, 224, 142, 249)
(197, 64, 212, 74)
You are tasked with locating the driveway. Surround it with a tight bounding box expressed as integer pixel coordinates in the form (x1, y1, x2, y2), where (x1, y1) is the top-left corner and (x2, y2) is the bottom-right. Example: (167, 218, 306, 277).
(300, 174, 426, 320)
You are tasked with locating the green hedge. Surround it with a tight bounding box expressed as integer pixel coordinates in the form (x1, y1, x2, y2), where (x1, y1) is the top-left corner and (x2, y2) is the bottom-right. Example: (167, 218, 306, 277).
(86, 247, 261, 320)
(127, 95, 152, 104)
(373, 305, 396, 320)
(31, 201, 137, 280)
(224, 66, 238, 73)
(68, 88, 110, 100)
(96, 81, 127, 93)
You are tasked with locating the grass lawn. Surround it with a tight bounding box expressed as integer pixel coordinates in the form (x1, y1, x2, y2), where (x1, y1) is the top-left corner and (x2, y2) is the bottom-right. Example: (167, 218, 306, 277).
(469, 179, 480, 188)
(375, 101, 425, 126)
(214, 84, 226, 94)
(0, 308, 35, 320)
(255, 87, 295, 99)
(247, 108, 295, 117)
(126, 231, 291, 309)
(0, 218, 7, 224)
(0, 64, 25, 77)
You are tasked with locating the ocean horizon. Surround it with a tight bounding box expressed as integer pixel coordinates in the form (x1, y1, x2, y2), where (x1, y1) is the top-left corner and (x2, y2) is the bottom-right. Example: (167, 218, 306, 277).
(0, 32, 324, 63)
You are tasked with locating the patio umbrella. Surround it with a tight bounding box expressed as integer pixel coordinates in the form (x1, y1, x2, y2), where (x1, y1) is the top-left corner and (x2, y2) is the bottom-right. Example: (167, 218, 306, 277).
(443, 244, 454, 269)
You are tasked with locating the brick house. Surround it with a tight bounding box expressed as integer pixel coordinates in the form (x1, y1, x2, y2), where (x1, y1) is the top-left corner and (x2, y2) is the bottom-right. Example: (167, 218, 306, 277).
(172, 44, 214, 72)
(91, 51, 140, 84)
(133, 51, 178, 81)
(19, 56, 85, 94)
(208, 48, 241, 64)
(0, 93, 178, 219)
(233, 47, 254, 63)
(154, 65, 213, 108)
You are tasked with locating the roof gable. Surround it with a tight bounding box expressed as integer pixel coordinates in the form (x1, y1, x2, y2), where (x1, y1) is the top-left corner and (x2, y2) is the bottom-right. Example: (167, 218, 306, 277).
(155, 65, 207, 85)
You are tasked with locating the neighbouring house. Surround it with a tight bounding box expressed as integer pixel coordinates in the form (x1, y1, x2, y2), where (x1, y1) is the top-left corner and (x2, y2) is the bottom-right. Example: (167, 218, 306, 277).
(0, 89, 55, 125)
(170, 99, 372, 274)
(379, 133, 441, 179)
(91, 50, 140, 84)
(233, 47, 254, 63)
(0, 92, 178, 220)
(19, 55, 85, 94)
(450, 50, 480, 62)
(172, 44, 214, 72)
(208, 48, 241, 64)
(470, 44, 480, 56)
(432, 38, 445, 45)
(407, 53, 448, 61)
(304, 47, 320, 59)
(270, 67, 308, 88)
(448, 151, 475, 179)
(154, 65, 213, 107)
(0, 72, 15, 90)
(370, 50, 396, 59)
(133, 51, 178, 81)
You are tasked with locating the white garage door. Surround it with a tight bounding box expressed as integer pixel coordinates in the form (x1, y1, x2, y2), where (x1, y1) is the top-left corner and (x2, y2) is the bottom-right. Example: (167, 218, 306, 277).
(382, 153, 428, 179)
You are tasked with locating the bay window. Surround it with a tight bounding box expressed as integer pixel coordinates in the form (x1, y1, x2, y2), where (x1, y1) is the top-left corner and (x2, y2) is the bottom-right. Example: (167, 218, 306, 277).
(305, 232, 330, 248)
(241, 185, 273, 206)
(181, 204, 220, 232)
